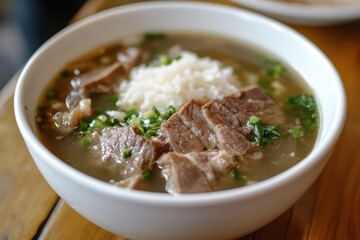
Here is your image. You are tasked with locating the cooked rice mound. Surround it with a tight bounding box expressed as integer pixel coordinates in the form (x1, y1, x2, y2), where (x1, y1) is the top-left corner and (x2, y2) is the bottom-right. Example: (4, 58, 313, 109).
(117, 50, 241, 112)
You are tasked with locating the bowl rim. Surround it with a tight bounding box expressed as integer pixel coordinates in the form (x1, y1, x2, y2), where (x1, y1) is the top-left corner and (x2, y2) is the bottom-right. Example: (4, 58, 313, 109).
(14, 1, 346, 206)
(231, 0, 360, 25)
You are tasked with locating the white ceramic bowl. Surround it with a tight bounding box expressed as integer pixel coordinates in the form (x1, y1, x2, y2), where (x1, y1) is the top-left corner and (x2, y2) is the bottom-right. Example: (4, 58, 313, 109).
(232, 0, 360, 25)
(14, 2, 346, 240)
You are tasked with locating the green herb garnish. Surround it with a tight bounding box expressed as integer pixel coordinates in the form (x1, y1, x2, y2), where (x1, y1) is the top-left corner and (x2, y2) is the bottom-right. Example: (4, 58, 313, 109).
(264, 59, 285, 77)
(89, 119, 104, 128)
(230, 169, 244, 181)
(161, 105, 176, 120)
(124, 108, 138, 121)
(152, 106, 161, 117)
(76, 105, 175, 139)
(289, 126, 304, 138)
(79, 120, 90, 131)
(286, 94, 318, 131)
(128, 117, 141, 128)
(247, 115, 280, 146)
(122, 147, 132, 159)
(82, 138, 91, 147)
(154, 54, 182, 66)
(143, 169, 152, 179)
(160, 55, 173, 65)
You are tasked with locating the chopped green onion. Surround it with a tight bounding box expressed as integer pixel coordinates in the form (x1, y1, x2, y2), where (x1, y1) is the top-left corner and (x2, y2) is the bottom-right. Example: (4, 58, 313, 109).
(152, 106, 161, 117)
(142, 117, 158, 126)
(122, 148, 132, 159)
(289, 126, 304, 138)
(247, 115, 280, 146)
(79, 120, 90, 131)
(160, 55, 173, 65)
(230, 169, 244, 181)
(136, 125, 145, 135)
(82, 138, 91, 147)
(89, 119, 104, 128)
(286, 94, 318, 131)
(161, 105, 176, 120)
(77, 105, 175, 138)
(142, 111, 157, 119)
(144, 129, 158, 139)
(265, 60, 284, 77)
(128, 117, 141, 127)
(143, 169, 152, 179)
(124, 108, 138, 121)
(153, 54, 182, 66)
(248, 115, 260, 125)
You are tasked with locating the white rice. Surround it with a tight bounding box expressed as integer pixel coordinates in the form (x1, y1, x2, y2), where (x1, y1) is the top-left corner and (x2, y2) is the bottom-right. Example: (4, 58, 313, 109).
(117, 50, 241, 112)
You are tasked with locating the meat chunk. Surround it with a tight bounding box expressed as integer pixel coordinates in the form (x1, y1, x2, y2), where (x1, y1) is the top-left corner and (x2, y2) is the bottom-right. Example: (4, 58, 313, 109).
(89, 126, 169, 184)
(52, 98, 92, 134)
(214, 86, 285, 126)
(52, 48, 148, 135)
(160, 113, 206, 153)
(161, 87, 283, 156)
(161, 99, 253, 156)
(79, 61, 126, 96)
(201, 100, 252, 155)
(159, 152, 213, 194)
(158, 151, 235, 194)
(81, 48, 147, 97)
(158, 87, 284, 194)
(178, 99, 217, 149)
(212, 125, 251, 156)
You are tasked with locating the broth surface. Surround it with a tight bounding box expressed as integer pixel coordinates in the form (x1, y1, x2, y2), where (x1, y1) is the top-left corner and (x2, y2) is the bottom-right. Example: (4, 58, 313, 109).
(37, 33, 318, 193)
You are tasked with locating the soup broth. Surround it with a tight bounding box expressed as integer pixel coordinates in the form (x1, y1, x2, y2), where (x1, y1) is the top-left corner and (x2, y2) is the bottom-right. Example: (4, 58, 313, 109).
(36, 33, 318, 194)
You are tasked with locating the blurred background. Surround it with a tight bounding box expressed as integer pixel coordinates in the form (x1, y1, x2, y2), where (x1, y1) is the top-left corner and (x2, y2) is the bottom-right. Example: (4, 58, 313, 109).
(0, 0, 86, 90)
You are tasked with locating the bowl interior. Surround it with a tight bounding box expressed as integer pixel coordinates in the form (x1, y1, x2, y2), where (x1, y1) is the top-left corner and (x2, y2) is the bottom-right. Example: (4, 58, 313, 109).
(15, 1, 346, 200)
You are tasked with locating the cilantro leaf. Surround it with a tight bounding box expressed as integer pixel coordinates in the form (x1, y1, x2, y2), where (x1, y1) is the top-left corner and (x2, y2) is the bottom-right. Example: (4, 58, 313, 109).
(286, 94, 318, 131)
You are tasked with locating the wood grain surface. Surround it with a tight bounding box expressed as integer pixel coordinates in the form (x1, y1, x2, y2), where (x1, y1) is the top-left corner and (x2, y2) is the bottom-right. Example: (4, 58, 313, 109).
(0, 87, 59, 240)
(1, 1, 359, 239)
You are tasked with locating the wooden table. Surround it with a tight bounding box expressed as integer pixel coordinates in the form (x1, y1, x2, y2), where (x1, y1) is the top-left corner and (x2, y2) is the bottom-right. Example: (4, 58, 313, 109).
(1, 1, 359, 239)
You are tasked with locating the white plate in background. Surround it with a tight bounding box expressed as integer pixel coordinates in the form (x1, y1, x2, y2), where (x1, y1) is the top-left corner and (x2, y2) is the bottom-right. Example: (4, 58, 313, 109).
(231, 0, 360, 25)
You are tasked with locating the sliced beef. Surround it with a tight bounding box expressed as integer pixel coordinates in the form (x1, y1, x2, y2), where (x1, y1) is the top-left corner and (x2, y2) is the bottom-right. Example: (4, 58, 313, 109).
(178, 99, 217, 149)
(158, 86, 284, 194)
(89, 126, 169, 185)
(160, 113, 206, 153)
(52, 48, 148, 135)
(212, 125, 251, 156)
(78, 61, 126, 97)
(201, 100, 252, 156)
(158, 151, 235, 194)
(159, 152, 213, 194)
(160, 100, 252, 156)
(160, 87, 283, 157)
(81, 48, 147, 98)
(213, 86, 285, 127)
